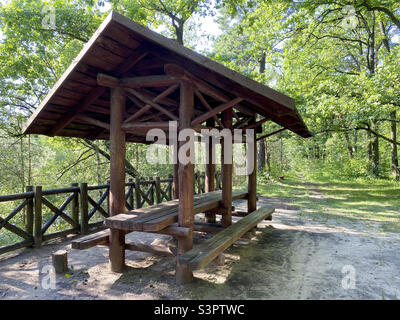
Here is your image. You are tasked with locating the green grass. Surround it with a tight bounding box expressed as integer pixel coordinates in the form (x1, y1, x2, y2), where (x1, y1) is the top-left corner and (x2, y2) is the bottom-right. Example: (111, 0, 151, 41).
(256, 168, 400, 233)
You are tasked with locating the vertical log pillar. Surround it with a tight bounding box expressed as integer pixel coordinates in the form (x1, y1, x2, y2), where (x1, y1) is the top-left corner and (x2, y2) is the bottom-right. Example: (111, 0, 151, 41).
(80, 182, 89, 235)
(155, 176, 162, 204)
(221, 108, 233, 227)
(109, 86, 126, 272)
(168, 174, 173, 200)
(71, 183, 79, 228)
(34, 186, 42, 248)
(248, 116, 257, 213)
(135, 177, 141, 208)
(173, 162, 179, 199)
(176, 80, 194, 284)
(205, 119, 216, 223)
(128, 178, 134, 209)
(25, 186, 34, 237)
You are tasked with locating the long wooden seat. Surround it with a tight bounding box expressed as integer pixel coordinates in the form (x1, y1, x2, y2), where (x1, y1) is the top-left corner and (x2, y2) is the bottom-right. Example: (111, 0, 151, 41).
(179, 205, 274, 270)
(71, 229, 175, 257)
(71, 229, 109, 250)
(105, 190, 248, 232)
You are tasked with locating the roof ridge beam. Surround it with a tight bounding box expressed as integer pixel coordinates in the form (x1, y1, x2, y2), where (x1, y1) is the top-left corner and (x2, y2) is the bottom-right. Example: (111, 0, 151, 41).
(97, 73, 177, 88)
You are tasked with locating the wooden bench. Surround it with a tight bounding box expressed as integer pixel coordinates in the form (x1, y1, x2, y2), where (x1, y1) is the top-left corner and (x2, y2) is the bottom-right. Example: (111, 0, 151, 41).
(179, 205, 274, 270)
(105, 190, 248, 232)
(71, 229, 175, 257)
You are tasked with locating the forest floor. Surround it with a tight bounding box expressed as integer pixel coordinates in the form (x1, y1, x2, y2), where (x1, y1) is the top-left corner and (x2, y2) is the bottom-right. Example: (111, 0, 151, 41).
(0, 174, 399, 299)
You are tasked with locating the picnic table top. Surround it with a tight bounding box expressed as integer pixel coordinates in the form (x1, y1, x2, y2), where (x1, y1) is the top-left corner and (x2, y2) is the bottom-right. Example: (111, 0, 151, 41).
(105, 190, 248, 232)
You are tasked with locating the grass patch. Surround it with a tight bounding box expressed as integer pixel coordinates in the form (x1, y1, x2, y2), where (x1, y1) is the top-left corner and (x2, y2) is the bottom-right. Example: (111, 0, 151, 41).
(255, 168, 400, 233)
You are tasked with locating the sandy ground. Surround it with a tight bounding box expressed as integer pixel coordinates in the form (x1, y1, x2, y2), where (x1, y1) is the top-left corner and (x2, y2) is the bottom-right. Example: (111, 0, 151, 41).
(1, 188, 400, 300)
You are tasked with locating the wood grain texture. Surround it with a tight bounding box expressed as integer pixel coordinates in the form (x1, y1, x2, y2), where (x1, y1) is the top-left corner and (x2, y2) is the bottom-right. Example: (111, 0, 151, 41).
(180, 206, 275, 270)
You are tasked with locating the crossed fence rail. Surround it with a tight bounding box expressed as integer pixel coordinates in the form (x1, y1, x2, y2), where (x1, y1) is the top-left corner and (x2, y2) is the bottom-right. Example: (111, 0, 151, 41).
(0, 172, 221, 256)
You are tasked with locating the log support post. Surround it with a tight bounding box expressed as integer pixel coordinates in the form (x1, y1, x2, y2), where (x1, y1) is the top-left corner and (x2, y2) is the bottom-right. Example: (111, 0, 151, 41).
(34, 186, 42, 248)
(80, 183, 89, 235)
(248, 116, 257, 213)
(205, 119, 216, 223)
(176, 80, 194, 284)
(221, 108, 233, 227)
(71, 183, 79, 229)
(109, 86, 126, 272)
(25, 186, 34, 237)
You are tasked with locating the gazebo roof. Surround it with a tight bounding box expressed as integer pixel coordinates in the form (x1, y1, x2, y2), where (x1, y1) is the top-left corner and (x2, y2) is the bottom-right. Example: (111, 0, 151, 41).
(23, 11, 312, 142)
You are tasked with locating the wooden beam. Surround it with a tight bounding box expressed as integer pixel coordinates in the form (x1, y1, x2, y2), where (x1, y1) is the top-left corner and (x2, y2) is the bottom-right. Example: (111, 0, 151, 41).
(49, 86, 107, 136)
(194, 89, 224, 129)
(97, 73, 177, 88)
(121, 75, 177, 88)
(248, 117, 257, 213)
(47, 47, 148, 136)
(164, 63, 250, 120)
(121, 121, 170, 131)
(256, 128, 286, 141)
(123, 84, 179, 124)
(221, 108, 233, 227)
(125, 88, 178, 121)
(108, 86, 126, 272)
(76, 115, 110, 131)
(205, 118, 216, 224)
(176, 80, 194, 284)
(125, 241, 175, 257)
(191, 97, 243, 127)
(114, 50, 148, 75)
(242, 117, 269, 130)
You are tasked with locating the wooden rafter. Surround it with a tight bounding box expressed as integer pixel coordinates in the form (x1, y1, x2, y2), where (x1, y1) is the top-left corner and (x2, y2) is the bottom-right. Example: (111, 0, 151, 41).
(191, 97, 243, 127)
(47, 46, 149, 136)
(164, 64, 248, 118)
(97, 73, 177, 88)
(124, 84, 179, 124)
(242, 117, 269, 130)
(76, 115, 110, 131)
(125, 88, 178, 121)
(194, 89, 224, 129)
(256, 128, 286, 141)
(49, 86, 107, 136)
(121, 121, 170, 131)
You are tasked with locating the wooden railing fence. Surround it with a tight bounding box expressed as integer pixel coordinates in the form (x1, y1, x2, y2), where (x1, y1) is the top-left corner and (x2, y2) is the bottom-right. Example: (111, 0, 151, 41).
(0, 171, 221, 255)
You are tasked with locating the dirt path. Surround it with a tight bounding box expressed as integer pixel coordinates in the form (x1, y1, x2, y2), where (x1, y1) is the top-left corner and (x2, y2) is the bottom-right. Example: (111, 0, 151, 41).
(1, 181, 399, 300)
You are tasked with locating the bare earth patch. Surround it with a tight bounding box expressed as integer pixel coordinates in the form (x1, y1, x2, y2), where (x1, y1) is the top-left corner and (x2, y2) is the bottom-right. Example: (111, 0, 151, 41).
(1, 189, 399, 300)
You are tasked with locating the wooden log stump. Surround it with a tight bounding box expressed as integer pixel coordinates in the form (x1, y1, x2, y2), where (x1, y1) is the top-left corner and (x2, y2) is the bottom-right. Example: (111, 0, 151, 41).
(211, 253, 225, 266)
(52, 250, 68, 273)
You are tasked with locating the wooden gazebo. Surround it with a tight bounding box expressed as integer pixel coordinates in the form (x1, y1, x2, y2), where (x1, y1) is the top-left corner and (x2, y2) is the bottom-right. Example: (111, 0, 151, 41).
(23, 11, 312, 284)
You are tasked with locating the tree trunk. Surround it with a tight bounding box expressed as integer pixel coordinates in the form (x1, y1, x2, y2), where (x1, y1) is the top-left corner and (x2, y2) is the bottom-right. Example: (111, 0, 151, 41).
(257, 51, 266, 172)
(390, 110, 399, 180)
(344, 132, 353, 158)
(352, 130, 358, 154)
(371, 121, 379, 177)
(366, 129, 372, 170)
(265, 140, 271, 173)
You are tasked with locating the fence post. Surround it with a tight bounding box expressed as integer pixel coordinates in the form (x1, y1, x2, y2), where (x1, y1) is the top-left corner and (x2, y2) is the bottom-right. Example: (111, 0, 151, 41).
(168, 174, 173, 200)
(25, 186, 34, 237)
(107, 180, 110, 214)
(155, 176, 161, 204)
(148, 177, 154, 205)
(80, 183, 89, 235)
(128, 178, 134, 209)
(71, 183, 79, 230)
(34, 186, 42, 248)
(135, 178, 141, 208)
(193, 172, 197, 194)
